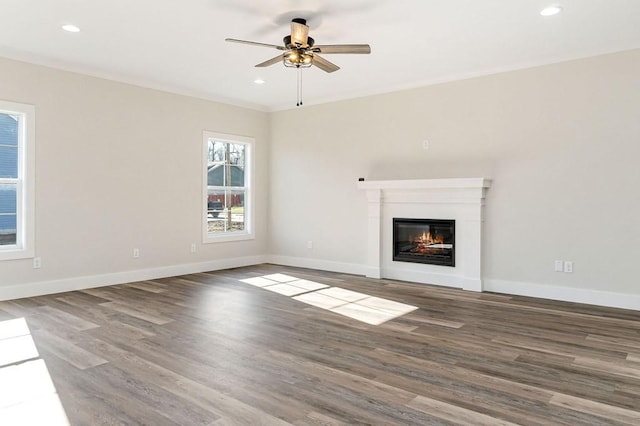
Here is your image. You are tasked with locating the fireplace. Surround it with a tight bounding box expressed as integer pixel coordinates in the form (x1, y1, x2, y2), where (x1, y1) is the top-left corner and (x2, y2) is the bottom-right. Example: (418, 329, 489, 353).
(393, 218, 455, 267)
(358, 178, 489, 291)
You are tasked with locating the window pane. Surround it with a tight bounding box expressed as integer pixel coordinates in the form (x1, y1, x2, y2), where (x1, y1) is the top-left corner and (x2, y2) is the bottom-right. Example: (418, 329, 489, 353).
(0, 147, 18, 178)
(206, 189, 245, 234)
(0, 112, 19, 179)
(206, 141, 246, 188)
(0, 113, 18, 146)
(0, 183, 17, 246)
(228, 143, 245, 187)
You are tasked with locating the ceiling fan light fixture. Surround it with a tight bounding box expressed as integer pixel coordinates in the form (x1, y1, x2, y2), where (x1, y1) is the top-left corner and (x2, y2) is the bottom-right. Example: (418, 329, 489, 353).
(283, 51, 313, 68)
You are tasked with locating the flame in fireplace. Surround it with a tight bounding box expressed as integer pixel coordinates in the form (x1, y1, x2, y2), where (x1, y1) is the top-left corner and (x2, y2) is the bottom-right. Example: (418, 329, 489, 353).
(408, 231, 448, 254)
(416, 231, 445, 245)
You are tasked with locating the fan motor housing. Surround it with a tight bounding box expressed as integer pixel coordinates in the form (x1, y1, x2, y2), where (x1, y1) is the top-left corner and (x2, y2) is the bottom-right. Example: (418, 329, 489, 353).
(283, 35, 314, 49)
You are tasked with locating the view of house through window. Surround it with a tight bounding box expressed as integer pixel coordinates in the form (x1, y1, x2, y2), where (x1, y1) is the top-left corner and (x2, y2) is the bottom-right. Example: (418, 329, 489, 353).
(203, 132, 252, 241)
(0, 111, 19, 247)
(0, 100, 34, 260)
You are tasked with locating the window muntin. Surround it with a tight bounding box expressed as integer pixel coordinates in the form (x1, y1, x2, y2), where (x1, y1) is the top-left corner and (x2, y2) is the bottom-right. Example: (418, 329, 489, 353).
(203, 132, 253, 243)
(0, 101, 35, 260)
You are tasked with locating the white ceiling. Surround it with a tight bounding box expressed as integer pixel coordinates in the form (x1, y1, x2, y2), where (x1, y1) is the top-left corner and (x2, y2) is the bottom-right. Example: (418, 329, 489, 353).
(1, 1, 639, 111)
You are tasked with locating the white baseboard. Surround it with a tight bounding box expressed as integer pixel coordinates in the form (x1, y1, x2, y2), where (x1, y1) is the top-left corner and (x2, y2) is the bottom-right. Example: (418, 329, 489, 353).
(266, 255, 366, 277)
(0, 255, 267, 301)
(267, 257, 640, 311)
(4, 255, 639, 312)
(484, 279, 640, 311)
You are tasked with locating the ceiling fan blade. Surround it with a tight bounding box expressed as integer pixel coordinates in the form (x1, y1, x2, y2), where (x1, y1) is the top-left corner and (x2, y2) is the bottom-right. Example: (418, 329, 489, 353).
(312, 54, 340, 73)
(225, 38, 286, 51)
(255, 55, 283, 68)
(290, 19, 309, 47)
(312, 44, 371, 54)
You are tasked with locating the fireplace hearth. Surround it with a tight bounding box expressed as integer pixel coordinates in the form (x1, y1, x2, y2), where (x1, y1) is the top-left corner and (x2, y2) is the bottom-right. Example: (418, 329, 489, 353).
(393, 218, 455, 267)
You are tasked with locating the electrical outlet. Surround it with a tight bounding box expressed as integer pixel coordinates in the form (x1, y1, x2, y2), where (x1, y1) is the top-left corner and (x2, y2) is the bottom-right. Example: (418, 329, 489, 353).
(563, 261, 573, 273)
(133, 248, 140, 258)
(33, 257, 41, 269)
(190, 243, 197, 253)
(422, 140, 429, 150)
(554, 260, 563, 272)
(307, 240, 313, 249)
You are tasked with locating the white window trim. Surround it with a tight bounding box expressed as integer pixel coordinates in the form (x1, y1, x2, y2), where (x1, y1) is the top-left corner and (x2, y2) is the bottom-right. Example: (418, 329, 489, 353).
(202, 131, 254, 244)
(0, 100, 35, 261)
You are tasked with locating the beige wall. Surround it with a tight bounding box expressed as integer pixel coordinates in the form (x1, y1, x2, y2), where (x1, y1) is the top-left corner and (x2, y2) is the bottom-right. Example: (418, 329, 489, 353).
(0, 57, 269, 291)
(269, 49, 640, 300)
(2, 49, 639, 306)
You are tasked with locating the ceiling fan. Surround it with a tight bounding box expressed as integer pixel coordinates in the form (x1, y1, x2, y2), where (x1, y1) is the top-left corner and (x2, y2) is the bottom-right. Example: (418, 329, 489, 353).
(226, 18, 371, 106)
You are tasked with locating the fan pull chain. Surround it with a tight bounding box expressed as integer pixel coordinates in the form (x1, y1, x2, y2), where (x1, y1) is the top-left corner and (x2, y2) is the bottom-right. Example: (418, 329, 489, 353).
(296, 67, 303, 107)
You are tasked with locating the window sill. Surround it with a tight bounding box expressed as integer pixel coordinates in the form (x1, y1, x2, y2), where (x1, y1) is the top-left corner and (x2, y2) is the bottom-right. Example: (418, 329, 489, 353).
(0, 247, 34, 261)
(203, 232, 254, 244)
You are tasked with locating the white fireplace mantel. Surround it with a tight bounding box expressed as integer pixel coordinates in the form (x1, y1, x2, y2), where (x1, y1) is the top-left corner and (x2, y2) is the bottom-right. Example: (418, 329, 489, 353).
(357, 177, 490, 190)
(357, 178, 491, 292)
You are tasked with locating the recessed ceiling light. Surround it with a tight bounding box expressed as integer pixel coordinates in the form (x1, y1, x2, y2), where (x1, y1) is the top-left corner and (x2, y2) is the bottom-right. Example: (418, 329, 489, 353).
(62, 24, 80, 33)
(540, 5, 563, 16)
(253, 79, 265, 85)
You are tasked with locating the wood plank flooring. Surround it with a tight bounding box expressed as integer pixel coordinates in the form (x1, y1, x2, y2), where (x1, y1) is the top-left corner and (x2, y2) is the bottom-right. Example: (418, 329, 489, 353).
(1, 264, 640, 425)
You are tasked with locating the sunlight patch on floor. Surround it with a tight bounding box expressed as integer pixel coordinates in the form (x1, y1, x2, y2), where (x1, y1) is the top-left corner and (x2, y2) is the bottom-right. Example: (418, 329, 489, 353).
(241, 274, 329, 296)
(0, 318, 39, 367)
(0, 318, 70, 425)
(239, 274, 418, 325)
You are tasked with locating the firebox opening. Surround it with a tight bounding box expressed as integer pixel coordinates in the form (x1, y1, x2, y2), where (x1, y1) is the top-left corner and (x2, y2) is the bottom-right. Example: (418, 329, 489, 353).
(393, 218, 455, 267)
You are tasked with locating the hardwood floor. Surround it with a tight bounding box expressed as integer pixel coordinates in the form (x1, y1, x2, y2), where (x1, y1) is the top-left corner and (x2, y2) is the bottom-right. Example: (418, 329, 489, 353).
(1, 264, 640, 425)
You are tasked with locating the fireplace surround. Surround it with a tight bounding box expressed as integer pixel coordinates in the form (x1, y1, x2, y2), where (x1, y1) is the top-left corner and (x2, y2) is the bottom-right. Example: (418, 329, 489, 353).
(357, 178, 490, 292)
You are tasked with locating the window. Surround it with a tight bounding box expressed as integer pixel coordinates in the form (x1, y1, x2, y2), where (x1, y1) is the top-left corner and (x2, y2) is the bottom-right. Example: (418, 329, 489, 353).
(0, 100, 35, 260)
(203, 131, 253, 243)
